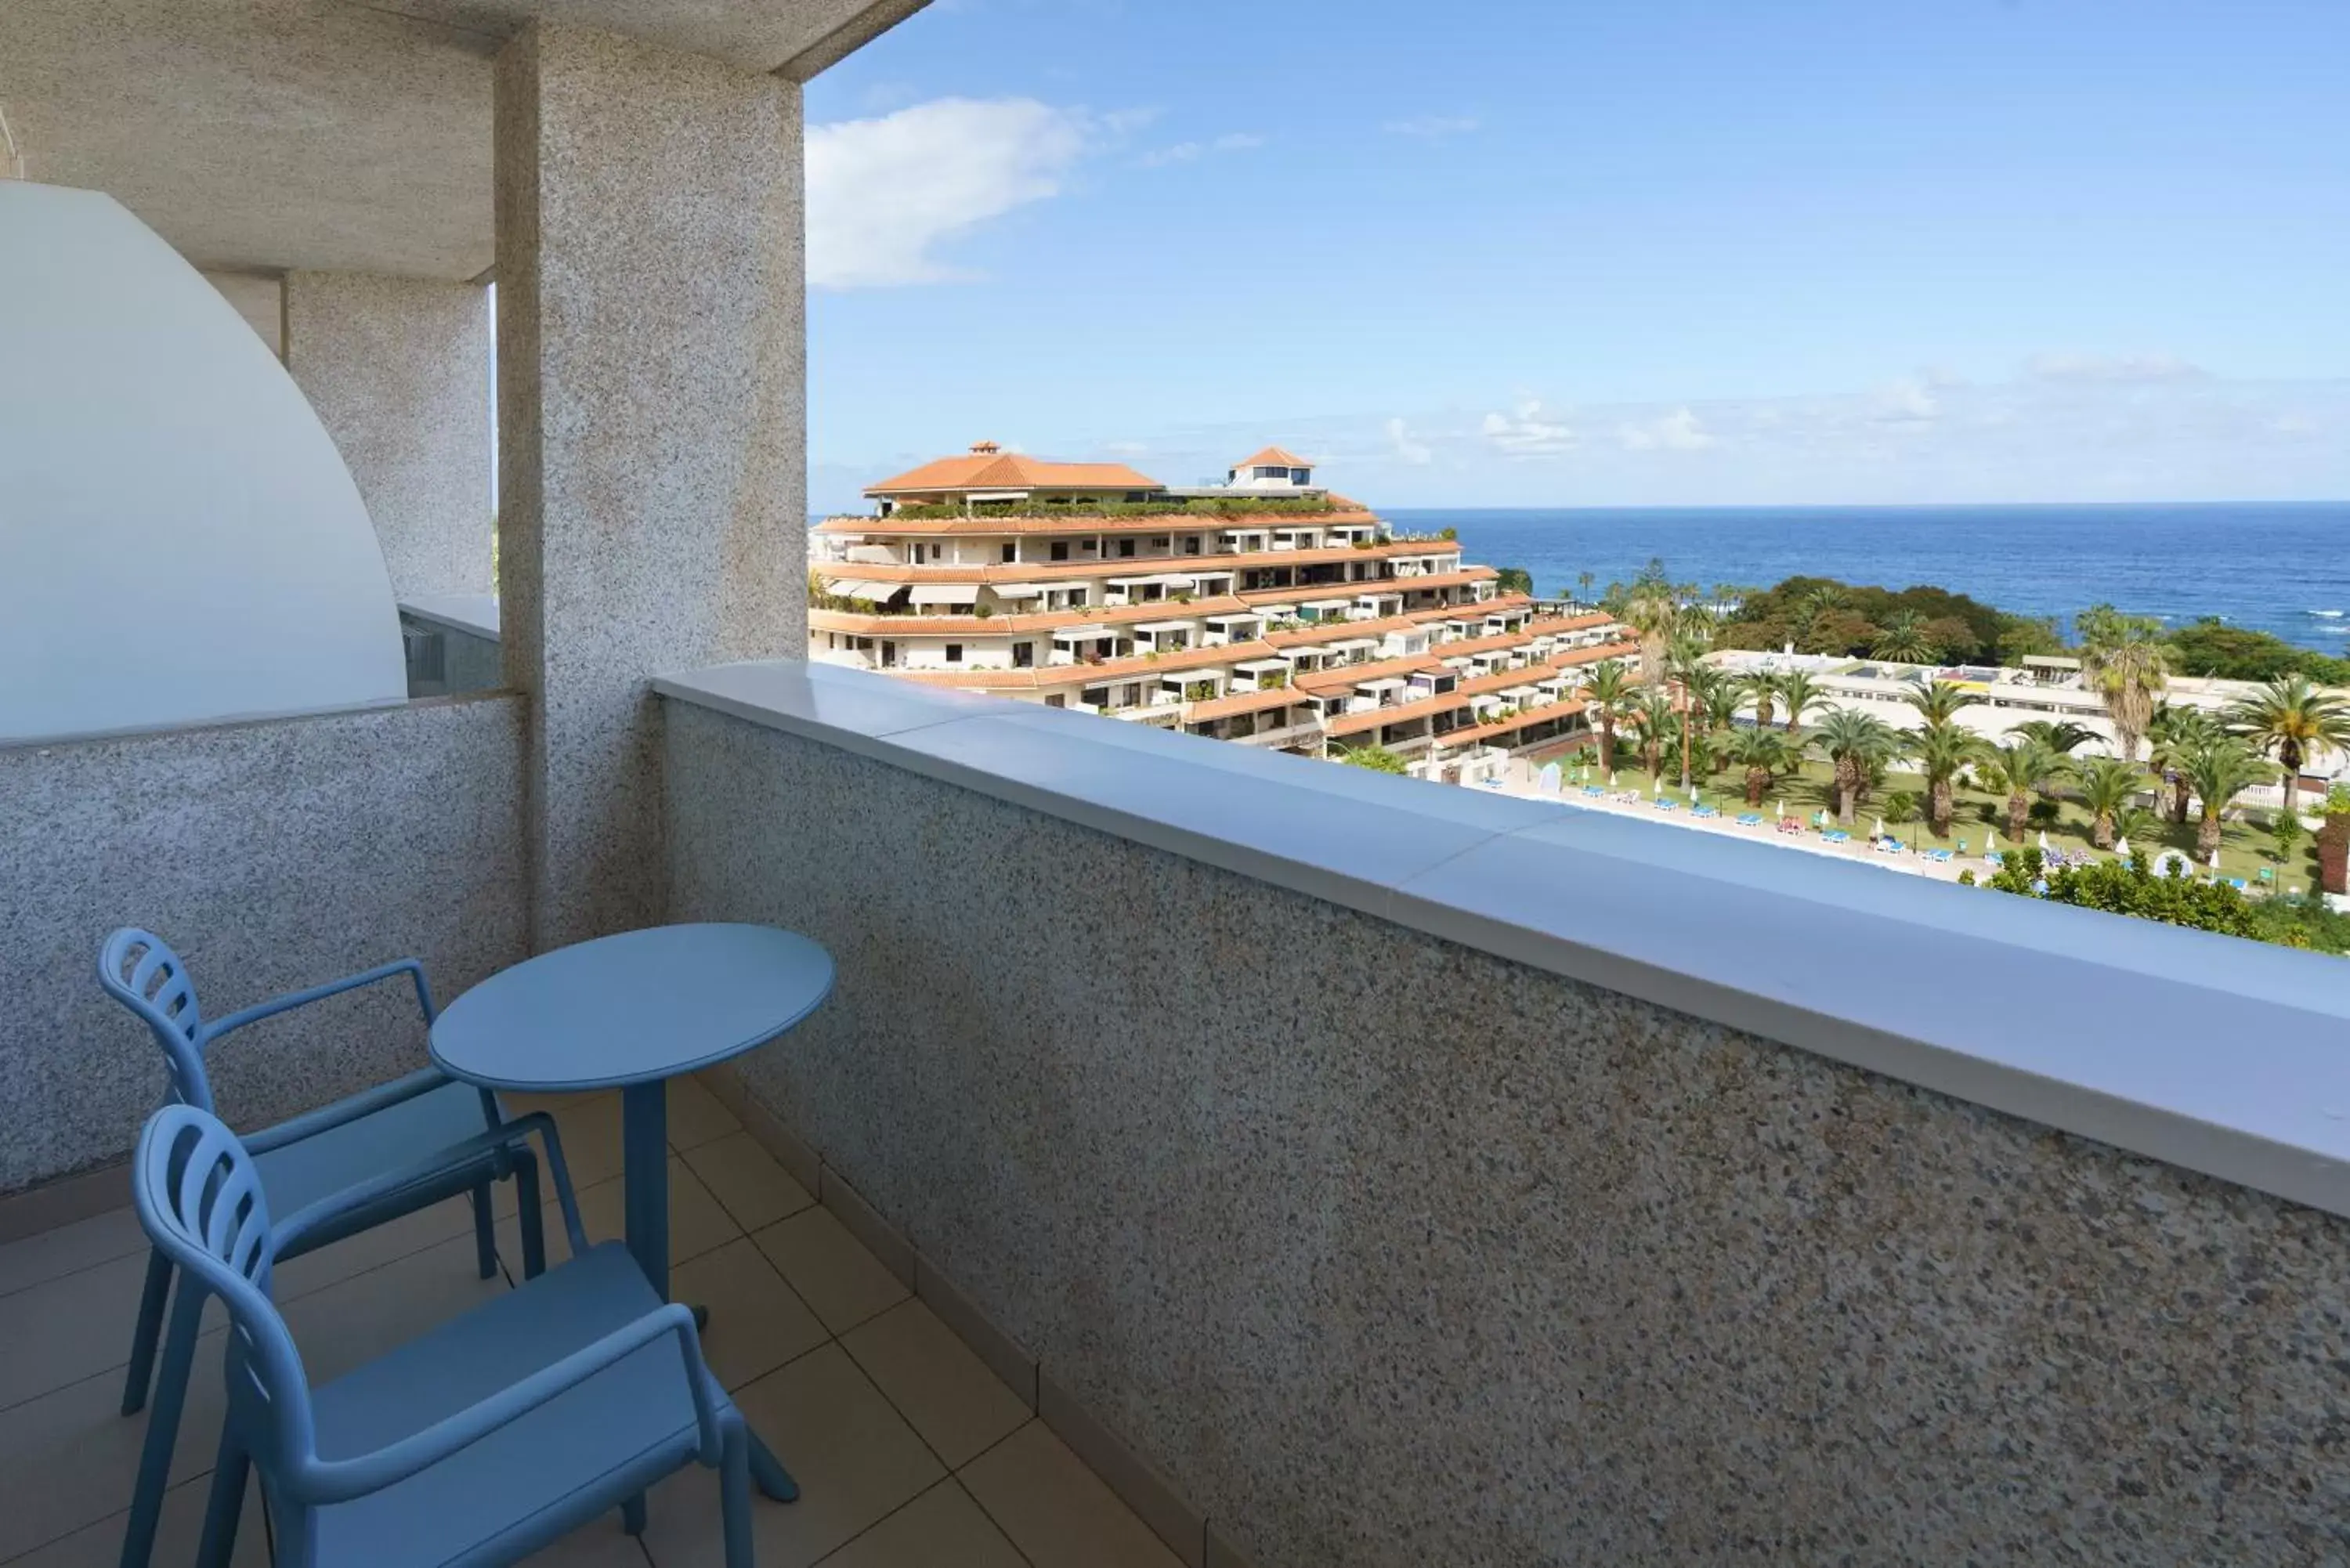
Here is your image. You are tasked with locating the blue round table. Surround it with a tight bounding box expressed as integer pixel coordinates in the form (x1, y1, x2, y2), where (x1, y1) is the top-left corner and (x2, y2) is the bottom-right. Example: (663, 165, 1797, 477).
(430, 922, 834, 1501)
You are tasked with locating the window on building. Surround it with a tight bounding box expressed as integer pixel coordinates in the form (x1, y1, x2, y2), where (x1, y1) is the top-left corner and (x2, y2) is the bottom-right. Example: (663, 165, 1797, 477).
(1081, 686, 1108, 707)
(1000, 542, 1016, 562)
(945, 644, 964, 663)
(1050, 541, 1069, 562)
(1185, 537, 1202, 555)
(1118, 539, 1137, 558)
(1014, 642, 1034, 668)
(1046, 693, 1066, 707)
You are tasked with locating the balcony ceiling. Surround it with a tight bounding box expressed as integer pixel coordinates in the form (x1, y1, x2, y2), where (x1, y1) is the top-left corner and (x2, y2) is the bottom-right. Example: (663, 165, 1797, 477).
(0, 0, 921, 280)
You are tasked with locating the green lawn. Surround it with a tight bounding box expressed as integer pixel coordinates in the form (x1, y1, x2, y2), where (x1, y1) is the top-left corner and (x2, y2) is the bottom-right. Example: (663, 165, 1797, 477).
(1575, 753, 2323, 891)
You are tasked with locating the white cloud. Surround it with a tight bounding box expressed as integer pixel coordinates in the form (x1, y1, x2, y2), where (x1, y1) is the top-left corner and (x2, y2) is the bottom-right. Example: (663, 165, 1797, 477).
(1384, 114, 1480, 139)
(2026, 352, 2209, 385)
(1617, 406, 1715, 451)
(1871, 377, 1940, 424)
(1140, 131, 1265, 168)
(1383, 417, 1433, 466)
(1479, 397, 1577, 457)
(808, 98, 1092, 288)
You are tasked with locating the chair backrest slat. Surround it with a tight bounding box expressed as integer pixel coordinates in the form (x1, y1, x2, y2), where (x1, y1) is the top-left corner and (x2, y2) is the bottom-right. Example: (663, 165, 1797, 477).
(135, 1106, 316, 1474)
(99, 928, 214, 1113)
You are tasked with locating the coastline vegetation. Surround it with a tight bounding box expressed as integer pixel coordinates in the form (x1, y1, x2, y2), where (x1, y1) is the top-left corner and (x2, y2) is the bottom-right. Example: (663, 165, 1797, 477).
(1567, 559, 2349, 956)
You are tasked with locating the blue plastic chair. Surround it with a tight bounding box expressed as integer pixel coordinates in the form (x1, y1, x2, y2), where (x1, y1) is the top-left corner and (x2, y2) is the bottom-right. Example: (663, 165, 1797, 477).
(99, 929, 582, 1568)
(132, 1105, 754, 1568)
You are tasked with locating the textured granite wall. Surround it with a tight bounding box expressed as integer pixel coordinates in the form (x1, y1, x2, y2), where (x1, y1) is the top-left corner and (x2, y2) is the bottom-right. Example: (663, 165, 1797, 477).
(0, 695, 526, 1192)
(284, 271, 494, 602)
(494, 22, 806, 950)
(663, 699, 2350, 1568)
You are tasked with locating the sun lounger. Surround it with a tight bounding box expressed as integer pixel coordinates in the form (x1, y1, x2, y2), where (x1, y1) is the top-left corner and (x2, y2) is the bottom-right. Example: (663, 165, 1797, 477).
(1823, 829, 1850, 844)
(1984, 851, 2005, 866)
(1692, 805, 1719, 818)
(1652, 798, 1677, 811)
(1736, 813, 1762, 827)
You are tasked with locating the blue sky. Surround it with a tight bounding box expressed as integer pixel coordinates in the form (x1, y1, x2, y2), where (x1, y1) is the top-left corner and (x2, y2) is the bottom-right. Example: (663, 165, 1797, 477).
(804, 0, 2349, 511)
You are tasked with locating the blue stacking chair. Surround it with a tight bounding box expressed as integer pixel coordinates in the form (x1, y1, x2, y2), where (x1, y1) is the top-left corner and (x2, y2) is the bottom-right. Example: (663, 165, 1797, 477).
(99, 929, 580, 1568)
(135, 1105, 754, 1568)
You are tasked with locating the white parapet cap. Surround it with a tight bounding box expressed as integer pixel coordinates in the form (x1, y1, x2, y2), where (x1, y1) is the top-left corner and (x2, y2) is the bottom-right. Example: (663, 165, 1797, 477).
(1052, 623, 1117, 641)
(1234, 658, 1292, 674)
(907, 583, 982, 607)
(1106, 573, 1198, 589)
(1202, 612, 1264, 626)
(1328, 638, 1383, 653)
(654, 659, 2350, 1226)
(1357, 677, 1412, 693)
(991, 583, 1053, 598)
(1131, 620, 1195, 635)
(1302, 598, 1354, 611)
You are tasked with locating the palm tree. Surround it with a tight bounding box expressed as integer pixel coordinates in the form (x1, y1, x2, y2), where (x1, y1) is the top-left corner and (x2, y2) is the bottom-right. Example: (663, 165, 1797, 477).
(1576, 570, 1596, 605)
(2074, 756, 2145, 851)
(2225, 674, 2350, 821)
(1629, 688, 1676, 779)
(1774, 670, 1824, 735)
(1872, 610, 1938, 665)
(1809, 709, 1900, 826)
(2145, 703, 2223, 824)
(1701, 678, 1744, 772)
(1976, 739, 2073, 844)
(1904, 677, 1984, 731)
(1725, 724, 1792, 806)
(2009, 718, 2098, 756)
(1904, 723, 1989, 839)
(1667, 635, 1714, 789)
(1741, 672, 1780, 728)
(2080, 613, 2171, 762)
(1575, 663, 1632, 773)
(2181, 738, 2275, 860)
(1618, 582, 1681, 687)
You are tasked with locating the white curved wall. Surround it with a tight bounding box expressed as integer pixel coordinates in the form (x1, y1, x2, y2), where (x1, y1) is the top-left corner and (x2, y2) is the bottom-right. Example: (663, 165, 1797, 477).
(0, 183, 406, 743)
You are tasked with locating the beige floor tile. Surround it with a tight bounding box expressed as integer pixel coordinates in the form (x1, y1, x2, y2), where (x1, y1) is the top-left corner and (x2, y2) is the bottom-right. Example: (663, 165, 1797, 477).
(668, 1238, 828, 1392)
(0, 1327, 230, 1559)
(682, 1132, 815, 1234)
(0, 1205, 146, 1301)
(638, 1346, 945, 1568)
(667, 1076, 742, 1152)
(750, 1209, 909, 1336)
(961, 1422, 1184, 1568)
(813, 1479, 1028, 1568)
(841, 1302, 1030, 1470)
(516, 1517, 656, 1568)
(11, 1469, 271, 1568)
(521, 1160, 740, 1272)
(0, 1248, 157, 1411)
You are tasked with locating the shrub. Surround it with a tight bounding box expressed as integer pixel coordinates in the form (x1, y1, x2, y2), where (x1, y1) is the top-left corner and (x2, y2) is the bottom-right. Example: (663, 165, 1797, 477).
(1882, 789, 1919, 826)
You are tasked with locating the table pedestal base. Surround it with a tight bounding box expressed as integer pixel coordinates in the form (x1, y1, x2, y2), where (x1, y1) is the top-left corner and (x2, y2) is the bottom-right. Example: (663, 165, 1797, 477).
(624, 1082, 799, 1503)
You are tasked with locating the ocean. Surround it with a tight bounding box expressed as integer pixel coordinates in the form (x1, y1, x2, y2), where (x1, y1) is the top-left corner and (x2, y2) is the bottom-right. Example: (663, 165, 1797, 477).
(1383, 501, 2350, 655)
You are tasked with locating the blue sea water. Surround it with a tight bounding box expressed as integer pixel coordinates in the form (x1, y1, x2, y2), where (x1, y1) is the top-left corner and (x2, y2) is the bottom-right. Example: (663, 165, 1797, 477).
(1384, 501, 2350, 655)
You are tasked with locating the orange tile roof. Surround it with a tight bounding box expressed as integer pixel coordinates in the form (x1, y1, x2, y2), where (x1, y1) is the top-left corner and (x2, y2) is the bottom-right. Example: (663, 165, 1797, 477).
(1235, 446, 1311, 470)
(1321, 642, 1636, 739)
(866, 452, 1160, 497)
(815, 504, 1377, 537)
(1184, 686, 1311, 722)
(895, 639, 1280, 691)
(820, 539, 1459, 587)
(810, 594, 1256, 638)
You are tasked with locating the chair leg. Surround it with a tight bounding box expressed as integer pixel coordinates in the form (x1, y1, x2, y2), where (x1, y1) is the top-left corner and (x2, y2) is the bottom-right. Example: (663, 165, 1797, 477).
(120, 1247, 173, 1416)
(620, 1494, 648, 1537)
(721, 1419, 754, 1568)
(471, 1180, 497, 1280)
(195, 1425, 250, 1568)
(513, 1148, 547, 1279)
(120, 1277, 204, 1568)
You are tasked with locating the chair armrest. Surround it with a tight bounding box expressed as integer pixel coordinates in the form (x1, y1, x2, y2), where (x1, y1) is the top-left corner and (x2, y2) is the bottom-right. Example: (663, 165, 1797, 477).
(201, 958, 437, 1050)
(270, 1111, 586, 1260)
(291, 1302, 721, 1505)
(244, 1067, 451, 1155)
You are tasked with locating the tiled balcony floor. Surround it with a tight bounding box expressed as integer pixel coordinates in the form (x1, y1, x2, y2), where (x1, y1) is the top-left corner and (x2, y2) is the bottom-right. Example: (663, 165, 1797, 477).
(0, 1078, 1180, 1568)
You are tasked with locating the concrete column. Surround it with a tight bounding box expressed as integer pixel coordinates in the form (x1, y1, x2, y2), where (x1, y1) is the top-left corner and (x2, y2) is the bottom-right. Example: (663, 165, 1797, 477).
(283, 272, 494, 599)
(494, 21, 805, 948)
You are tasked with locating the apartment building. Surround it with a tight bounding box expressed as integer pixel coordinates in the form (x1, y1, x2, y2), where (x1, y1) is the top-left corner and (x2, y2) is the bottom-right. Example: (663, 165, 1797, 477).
(810, 443, 1639, 766)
